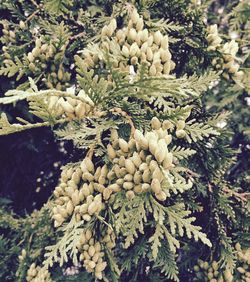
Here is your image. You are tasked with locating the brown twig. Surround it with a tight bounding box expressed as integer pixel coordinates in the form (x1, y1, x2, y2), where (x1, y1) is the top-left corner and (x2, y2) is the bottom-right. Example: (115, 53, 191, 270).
(110, 107, 136, 135)
(25, 10, 40, 23)
(30, 0, 39, 8)
(208, 182, 213, 193)
(186, 168, 200, 178)
(222, 187, 250, 202)
(86, 148, 94, 159)
(70, 32, 86, 41)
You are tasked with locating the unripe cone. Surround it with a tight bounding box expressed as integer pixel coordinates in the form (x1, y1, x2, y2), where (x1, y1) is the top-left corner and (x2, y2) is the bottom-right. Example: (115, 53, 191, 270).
(139, 162, 148, 171)
(130, 42, 140, 57)
(141, 183, 150, 191)
(32, 47, 40, 57)
(88, 261, 96, 269)
(206, 33, 218, 42)
(163, 61, 171, 74)
(134, 184, 143, 193)
(139, 150, 146, 161)
(82, 214, 91, 222)
(103, 188, 112, 200)
(82, 183, 91, 197)
(149, 160, 158, 172)
(163, 152, 173, 169)
(107, 170, 115, 181)
(170, 61, 176, 70)
(146, 47, 153, 61)
(141, 53, 147, 63)
(95, 272, 103, 280)
(27, 52, 34, 62)
(65, 185, 75, 196)
(83, 172, 94, 182)
(132, 152, 142, 167)
(123, 182, 134, 190)
(142, 169, 151, 183)
(118, 156, 125, 167)
(122, 46, 130, 57)
(212, 37, 222, 46)
(9, 30, 15, 38)
(151, 117, 161, 130)
(72, 171, 81, 185)
(101, 165, 108, 178)
(136, 18, 144, 31)
(151, 178, 161, 194)
(108, 183, 120, 192)
(131, 9, 140, 24)
(126, 190, 135, 200)
(128, 138, 136, 150)
(237, 267, 246, 274)
(135, 33, 142, 46)
(125, 159, 136, 174)
(72, 190, 80, 205)
(101, 26, 109, 37)
(154, 146, 165, 163)
(128, 28, 137, 41)
(208, 272, 214, 279)
(96, 261, 107, 272)
(19, 20, 25, 29)
(154, 31, 163, 45)
(35, 38, 41, 48)
(233, 70, 244, 80)
(116, 29, 124, 41)
(85, 229, 92, 241)
(113, 164, 121, 177)
(212, 261, 219, 271)
(41, 44, 48, 53)
(88, 245, 96, 257)
(141, 42, 148, 53)
(160, 49, 171, 62)
(131, 56, 138, 65)
(95, 242, 101, 252)
(155, 191, 167, 201)
(134, 171, 142, 184)
(140, 29, 149, 42)
(124, 174, 133, 183)
(176, 129, 186, 138)
(145, 34, 153, 46)
(98, 175, 106, 185)
(153, 51, 161, 62)
(119, 138, 129, 152)
(161, 35, 169, 49)
(176, 120, 185, 130)
(66, 200, 74, 214)
(94, 183, 105, 193)
(53, 213, 64, 223)
(92, 253, 99, 263)
(110, 18, 117, 31)
(58, 206, 68, 218)
(115, 179, 123, 187)
(80, 203, 88, 214)
(148, 138, 158, 155)
(85, 157, 94, 173)
(228, 64, 239, 74)
(59, 99, 75, 113)
(134, 129, 149, 150)
(75, 103, 86, 118)
(149, 64, 157, 76)
(48, 96, 59, 110)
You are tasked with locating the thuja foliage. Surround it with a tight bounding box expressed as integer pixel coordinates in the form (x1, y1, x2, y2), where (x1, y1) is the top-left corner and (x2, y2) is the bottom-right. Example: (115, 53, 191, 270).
(0, 1, 249, 282)
(205, 0, 250, 192)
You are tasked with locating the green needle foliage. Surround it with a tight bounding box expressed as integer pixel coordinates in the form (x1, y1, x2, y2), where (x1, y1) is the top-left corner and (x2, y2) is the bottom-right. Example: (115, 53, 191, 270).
(0, 1, 249, 282)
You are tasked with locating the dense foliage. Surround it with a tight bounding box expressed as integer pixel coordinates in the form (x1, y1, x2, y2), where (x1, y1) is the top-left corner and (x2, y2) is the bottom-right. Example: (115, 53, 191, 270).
(0, 0, 249, 281)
